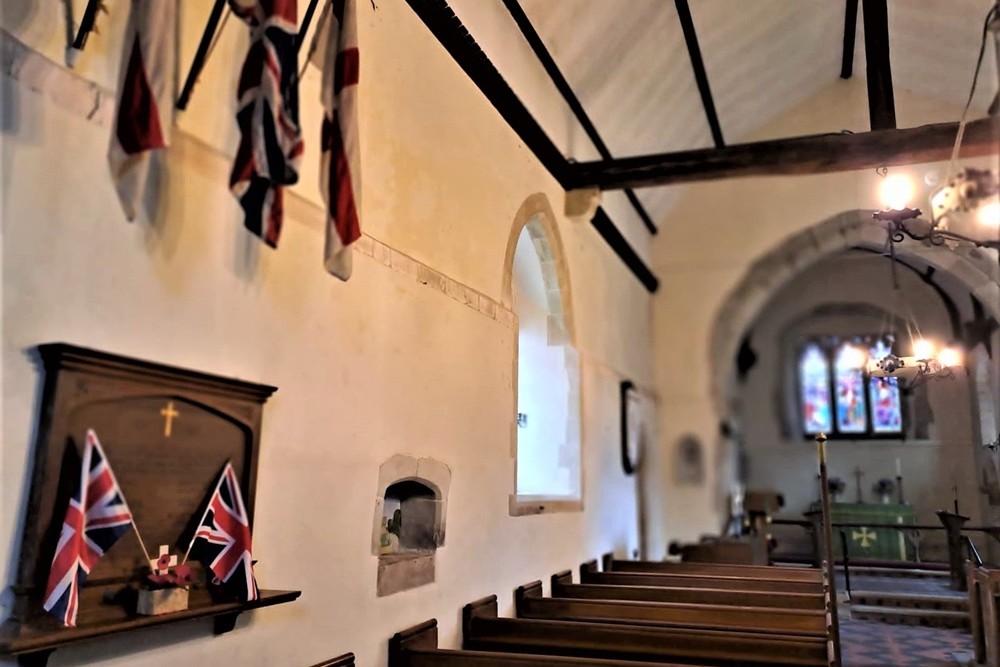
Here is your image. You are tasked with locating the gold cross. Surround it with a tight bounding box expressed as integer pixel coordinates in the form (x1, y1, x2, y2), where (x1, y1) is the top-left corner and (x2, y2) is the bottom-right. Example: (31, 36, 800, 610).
(852, 527, 877, 548)
(160, 401, 179, 438)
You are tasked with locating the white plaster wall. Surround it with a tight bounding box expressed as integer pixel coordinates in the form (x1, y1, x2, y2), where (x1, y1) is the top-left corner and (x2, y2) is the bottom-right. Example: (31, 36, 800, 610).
(0, 3, 650, 666)
(648, 77, 999, 558)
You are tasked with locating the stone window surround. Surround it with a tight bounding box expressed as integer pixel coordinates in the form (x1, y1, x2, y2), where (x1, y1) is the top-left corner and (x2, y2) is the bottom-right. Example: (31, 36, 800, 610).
(502, 194, 583, 516)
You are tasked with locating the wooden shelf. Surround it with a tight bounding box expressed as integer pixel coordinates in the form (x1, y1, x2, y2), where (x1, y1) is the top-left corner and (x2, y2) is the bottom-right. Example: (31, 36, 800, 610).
(0, 589, 300, 666)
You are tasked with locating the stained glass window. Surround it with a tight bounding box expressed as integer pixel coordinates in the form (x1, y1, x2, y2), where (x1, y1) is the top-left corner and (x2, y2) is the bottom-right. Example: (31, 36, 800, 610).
(797, 335, 905, 438)
(799, 344, 832, 434)
(868, 339, 903, 433)
(835, 343, 868, 433)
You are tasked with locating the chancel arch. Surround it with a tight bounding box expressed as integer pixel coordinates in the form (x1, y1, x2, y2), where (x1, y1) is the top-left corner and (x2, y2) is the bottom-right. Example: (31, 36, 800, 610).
(712, 210, 1000, 562)
(501, 194, 582, 515)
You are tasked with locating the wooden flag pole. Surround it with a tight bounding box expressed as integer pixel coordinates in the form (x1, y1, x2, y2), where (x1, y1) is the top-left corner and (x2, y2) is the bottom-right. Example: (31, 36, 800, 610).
(296, 0, 326, 55)
(176, 0, 229, 110)
(817, 433, 842, 667)
(66, 0, 105, 68)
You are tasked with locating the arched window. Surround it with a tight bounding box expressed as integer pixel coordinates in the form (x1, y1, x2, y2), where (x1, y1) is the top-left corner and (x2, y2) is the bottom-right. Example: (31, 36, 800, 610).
(796, 335, 903, 438)
(502, 195, 581, 514)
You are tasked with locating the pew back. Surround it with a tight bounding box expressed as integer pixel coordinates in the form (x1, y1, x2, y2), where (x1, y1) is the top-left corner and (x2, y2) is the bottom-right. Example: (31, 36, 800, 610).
(601, 554, 821, 582)
(464, 596, 829, 667)
(579, 563, 826, 595)
(549, 571, 825, 610)
(515, 581, 828, 637)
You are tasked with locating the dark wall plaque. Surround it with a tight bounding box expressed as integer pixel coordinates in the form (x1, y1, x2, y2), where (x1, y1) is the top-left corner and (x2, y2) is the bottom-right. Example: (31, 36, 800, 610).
(1, 344, 296, 665)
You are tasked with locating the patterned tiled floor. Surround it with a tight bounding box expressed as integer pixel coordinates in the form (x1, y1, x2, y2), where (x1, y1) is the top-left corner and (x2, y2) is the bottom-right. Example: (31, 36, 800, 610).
(841, 618, 975, 666)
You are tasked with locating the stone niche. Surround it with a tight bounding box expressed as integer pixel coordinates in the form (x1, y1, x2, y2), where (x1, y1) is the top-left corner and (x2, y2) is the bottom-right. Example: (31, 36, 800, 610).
(373, 455, 450, 597)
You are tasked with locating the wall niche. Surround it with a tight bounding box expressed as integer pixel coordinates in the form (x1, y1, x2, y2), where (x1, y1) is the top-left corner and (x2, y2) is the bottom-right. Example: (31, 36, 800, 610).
(372, 455, 450, 597)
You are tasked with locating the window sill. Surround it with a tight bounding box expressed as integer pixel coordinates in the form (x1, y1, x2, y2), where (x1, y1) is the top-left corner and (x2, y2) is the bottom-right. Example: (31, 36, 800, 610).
(509, 494, 583, 516)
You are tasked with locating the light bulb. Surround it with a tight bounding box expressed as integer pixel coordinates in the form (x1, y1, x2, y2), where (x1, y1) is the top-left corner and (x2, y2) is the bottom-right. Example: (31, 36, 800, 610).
(913, 339, 935, 359)
(841, 345, 867, 369)
(879, 174, 915, 210)
(978, 200, 1000, 228)
(938, 347, 962, 368)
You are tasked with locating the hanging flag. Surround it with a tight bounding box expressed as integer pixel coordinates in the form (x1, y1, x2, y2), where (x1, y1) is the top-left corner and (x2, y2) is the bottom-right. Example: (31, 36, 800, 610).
(43, 430, 135, 627)
(229, 0, 304, 248)
(188, 462, 258, 601)
(312, 0, 361, 280)
(108, 0, 176, 221)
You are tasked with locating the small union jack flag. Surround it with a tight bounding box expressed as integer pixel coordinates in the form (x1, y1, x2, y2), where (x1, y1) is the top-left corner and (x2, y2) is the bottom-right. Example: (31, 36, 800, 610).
(189, 462, 258, 601)
(43, 430, 135, 627)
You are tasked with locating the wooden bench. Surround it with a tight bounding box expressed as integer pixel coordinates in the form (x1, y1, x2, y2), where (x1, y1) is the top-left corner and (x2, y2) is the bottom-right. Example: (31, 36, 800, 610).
(580, 561, 826, 595)
(515, 581, 828, 638)
(968, 563, 1000, 667)
(601, 554, 822, 582)
(308, 653, 356, 666)
(389, 619, 682, 667)
(463, 595, 829, 667)
(550, 570, 826, 610)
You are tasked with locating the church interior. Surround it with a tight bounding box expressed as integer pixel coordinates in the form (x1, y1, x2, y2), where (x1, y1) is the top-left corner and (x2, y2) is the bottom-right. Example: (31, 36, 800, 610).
(1, 1, 999, 666)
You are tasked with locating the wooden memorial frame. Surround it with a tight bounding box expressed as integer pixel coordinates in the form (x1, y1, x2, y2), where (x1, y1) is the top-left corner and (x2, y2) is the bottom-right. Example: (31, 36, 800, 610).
(0, 344, 299, 666)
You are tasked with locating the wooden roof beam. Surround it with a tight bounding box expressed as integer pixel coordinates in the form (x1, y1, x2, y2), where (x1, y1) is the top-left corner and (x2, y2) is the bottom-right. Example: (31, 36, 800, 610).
(840, 0, 859, 79)
(566, 116, 1000, 190)
(862, 0, 896, 129)
(674, 0, 725, 148)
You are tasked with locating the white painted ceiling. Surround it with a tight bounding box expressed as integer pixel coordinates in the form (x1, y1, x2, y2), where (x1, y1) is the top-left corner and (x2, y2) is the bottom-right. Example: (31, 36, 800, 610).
(451, 0, 997, 227)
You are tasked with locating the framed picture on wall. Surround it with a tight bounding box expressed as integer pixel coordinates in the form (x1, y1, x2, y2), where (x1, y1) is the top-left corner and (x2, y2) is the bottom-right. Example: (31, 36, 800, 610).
(620, 381, 644, 475)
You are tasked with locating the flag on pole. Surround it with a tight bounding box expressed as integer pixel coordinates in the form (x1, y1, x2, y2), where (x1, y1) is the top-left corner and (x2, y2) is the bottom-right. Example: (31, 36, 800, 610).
(188, 462, 258, 601)
(43, 430, 135, 627)
(108, 0, 176, 221)
(311, 0, 362, 280)
(229, 0, 304, 248)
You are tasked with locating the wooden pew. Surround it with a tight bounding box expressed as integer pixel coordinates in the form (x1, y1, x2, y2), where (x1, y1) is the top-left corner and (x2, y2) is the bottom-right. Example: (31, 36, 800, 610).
(515, 581, 828, 638)
(968, 563, 1000, 667)
(308, 653, 356, 666)
(601, 553, 821, 583)
(550, 570, 826, 611)
(389, 619, 680, 667)
(463, 595, 830, 667)
(579, 561, 826, 595)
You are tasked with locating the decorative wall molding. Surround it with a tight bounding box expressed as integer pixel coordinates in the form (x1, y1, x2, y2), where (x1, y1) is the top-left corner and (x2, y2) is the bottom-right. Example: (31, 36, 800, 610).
(0, 28, 514, 331)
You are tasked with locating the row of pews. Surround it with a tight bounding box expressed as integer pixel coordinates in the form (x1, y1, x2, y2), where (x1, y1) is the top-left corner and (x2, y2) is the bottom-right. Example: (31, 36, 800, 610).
(969, 562, 1000, 667)
(388, 553, 839, 667)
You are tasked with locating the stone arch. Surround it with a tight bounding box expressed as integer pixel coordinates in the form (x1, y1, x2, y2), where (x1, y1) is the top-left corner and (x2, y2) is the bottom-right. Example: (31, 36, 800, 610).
(502, 193, 583, 514)
(710, 209, 1000, 418)
(501, 192, 576, 347)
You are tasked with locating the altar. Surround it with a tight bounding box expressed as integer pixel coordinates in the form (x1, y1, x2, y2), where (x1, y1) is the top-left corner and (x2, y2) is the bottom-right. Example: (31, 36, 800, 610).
(810, 502, 918, 561)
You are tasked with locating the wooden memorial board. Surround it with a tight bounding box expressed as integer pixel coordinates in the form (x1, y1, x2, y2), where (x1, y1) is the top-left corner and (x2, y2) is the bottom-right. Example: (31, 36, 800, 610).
(0, 344, 298, 666)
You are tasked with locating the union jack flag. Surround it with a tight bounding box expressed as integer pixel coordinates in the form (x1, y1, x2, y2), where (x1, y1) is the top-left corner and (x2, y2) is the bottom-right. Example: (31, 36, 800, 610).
(43, 430, 134, 627)
(229, 0, 304, 248)
(189, 462, 258, 601)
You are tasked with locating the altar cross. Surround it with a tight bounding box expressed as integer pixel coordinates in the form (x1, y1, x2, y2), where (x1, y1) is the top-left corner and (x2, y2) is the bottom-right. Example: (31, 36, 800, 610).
(160, 400, 179, 438)
(853, 466, 865, 503)
(852, 527, 877, 549)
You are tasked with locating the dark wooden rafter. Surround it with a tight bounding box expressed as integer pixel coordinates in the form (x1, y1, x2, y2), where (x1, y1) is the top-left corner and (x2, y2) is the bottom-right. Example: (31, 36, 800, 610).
(404, 0, 659, 293)
(862, 0, 896, 129)
(500, 0, 658, 235)
(840, 0, 859, 78)
(674, 0, 725, 148)
(403, 0, 569, 184)
(567, 115, 1000, 190)
(590, 208, 659, 292)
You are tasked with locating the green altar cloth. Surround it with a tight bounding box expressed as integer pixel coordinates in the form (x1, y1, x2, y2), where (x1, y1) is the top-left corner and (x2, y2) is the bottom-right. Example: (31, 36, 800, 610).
(809, 501, 917, 561)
